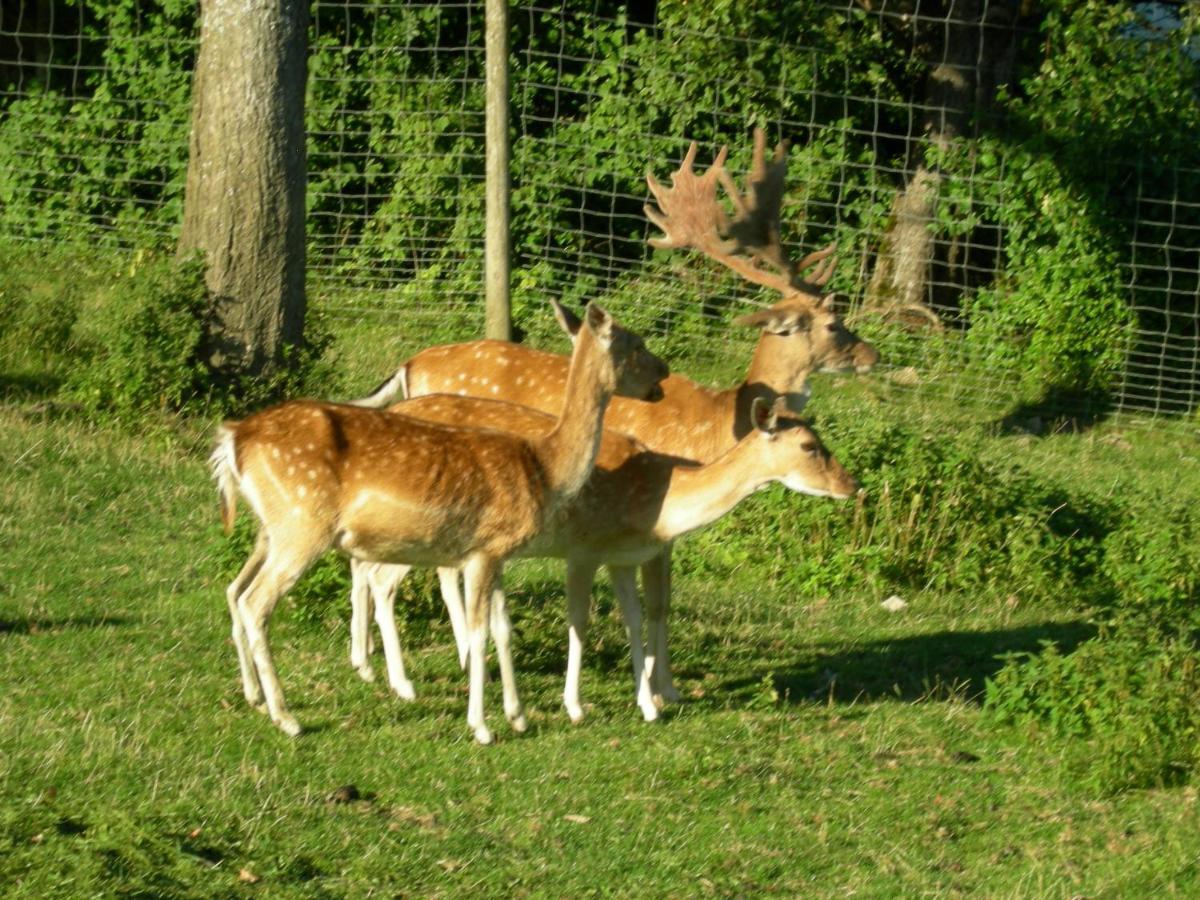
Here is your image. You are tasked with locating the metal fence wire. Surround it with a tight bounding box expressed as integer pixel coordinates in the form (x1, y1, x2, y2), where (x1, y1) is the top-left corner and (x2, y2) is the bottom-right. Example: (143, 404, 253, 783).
(1, 1, 1198, 423)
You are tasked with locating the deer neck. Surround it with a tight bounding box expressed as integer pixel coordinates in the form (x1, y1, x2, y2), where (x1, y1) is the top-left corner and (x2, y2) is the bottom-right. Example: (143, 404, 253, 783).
(731, 334, 815, 439)
(535, 328, 612, 504)
(652, 441, 768, 542)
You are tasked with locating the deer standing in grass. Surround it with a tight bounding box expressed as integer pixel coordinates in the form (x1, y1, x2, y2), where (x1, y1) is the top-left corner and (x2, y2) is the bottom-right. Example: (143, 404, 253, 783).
(348, 393, 857, 722)
(210, 302, 667, 743)
(352, 129, 879, 708)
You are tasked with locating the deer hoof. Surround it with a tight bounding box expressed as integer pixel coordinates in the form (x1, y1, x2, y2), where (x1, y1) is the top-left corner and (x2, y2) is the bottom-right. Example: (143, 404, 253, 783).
(391, 679, 416, 701)
(473, 725, 494, 745)
(275, 713, 303, 737)
(658, 685, 682, 705)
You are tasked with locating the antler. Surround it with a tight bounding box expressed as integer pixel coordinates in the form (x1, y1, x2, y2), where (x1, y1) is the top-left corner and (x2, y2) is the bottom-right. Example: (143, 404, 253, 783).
(645, 127, 837, 297)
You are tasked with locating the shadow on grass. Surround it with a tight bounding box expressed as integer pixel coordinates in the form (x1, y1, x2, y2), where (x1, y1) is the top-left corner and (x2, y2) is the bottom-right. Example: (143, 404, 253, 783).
(0, 614, 132, 635)
(716, 620, 1095, 707)
(0, 371, 63, 403)
(992, 386, 1113, 436)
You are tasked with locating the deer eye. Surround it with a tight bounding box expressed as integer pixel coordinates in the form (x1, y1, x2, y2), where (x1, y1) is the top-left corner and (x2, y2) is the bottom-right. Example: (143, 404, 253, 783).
(800, 441, 818, 453)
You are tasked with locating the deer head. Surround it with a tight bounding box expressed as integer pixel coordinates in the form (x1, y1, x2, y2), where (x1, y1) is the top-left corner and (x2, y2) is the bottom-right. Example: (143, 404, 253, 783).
(550, 298, 668, 402)
(645, 128, 879, 383)
(746, 396, 858, 499)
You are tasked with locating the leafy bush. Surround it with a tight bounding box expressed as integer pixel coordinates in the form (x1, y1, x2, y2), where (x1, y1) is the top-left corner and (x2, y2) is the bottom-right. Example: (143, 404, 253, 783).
(986, 485, 1200, 794)
(985, 626, 1200, 794)
(61, 250, 211, 419)
(0, 244, 83, 369)
(0, 242, 336, 423)
(1101, 495, 1200, 636)
(674, 414, 1114, 605)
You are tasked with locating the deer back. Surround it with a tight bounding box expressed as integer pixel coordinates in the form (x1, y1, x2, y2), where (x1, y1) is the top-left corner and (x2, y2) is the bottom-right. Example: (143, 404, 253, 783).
(231, 400, 551, 566)
(403, 339, 734, 458)
(388, 394, 682, 561)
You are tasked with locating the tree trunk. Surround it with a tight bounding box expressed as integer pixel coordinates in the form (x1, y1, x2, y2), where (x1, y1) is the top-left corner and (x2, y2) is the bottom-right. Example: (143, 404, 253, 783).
(178, 0, 308, 375)
(866, 0, 1021, 326)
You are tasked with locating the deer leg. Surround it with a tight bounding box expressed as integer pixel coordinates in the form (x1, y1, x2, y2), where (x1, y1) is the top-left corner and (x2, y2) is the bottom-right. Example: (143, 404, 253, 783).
(226, 533, 268, 709)
(563, 559, 599, 724)
(489, 586, 527, 732)
(438, 567, 469, 670)
(642, 547, 681, 707)
(462, 554, 499, 745)
(237, 544, 320, 737)
(368, 563, 415, 700)
(348, 559, 376, 682)
(609, 565, 658, 722)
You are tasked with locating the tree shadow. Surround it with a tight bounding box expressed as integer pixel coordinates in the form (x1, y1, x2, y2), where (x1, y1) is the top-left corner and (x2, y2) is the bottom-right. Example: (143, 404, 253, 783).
(0, 372, 63, 403)
(715, 620, 1094, 708)
(991, 386, 1115, 436)
(0, 614, 132, 635)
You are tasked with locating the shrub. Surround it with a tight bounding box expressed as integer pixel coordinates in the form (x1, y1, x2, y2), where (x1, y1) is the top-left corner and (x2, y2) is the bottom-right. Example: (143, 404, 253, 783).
(1101, 495, 1200, 636)
(0, 242, 336, 424)
(61, 251, 211, 419)
(673, 413, 1114, 606)
(986, 489, 1200, 794)
(985, 625, 1200, 794)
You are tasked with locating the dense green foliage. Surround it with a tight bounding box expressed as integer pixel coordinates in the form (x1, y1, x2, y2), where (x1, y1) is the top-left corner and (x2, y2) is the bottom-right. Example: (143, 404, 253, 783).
(985, 490, 1200, 794)
(2, 2, 1197, 404)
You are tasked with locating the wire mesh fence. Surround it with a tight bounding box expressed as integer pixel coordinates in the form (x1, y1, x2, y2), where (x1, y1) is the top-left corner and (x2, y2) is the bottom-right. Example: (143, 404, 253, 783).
(1, 1, 1198, 424)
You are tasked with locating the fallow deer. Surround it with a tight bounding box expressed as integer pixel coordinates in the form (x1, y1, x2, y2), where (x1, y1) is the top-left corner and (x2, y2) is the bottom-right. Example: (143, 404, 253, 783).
(351, 129, 879, 707)
(210, 302, 667, 743)
(348, 394, 857, 722)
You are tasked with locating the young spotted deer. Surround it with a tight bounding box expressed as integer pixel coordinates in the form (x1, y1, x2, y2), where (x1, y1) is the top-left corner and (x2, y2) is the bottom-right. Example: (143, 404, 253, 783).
(348, 393, 857, 722)
(210, 302, 667, 743)
(352, 129, 879, 706)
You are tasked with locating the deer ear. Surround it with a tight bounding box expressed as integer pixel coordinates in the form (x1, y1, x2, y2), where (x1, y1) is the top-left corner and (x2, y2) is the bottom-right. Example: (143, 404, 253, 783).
(750, 397, 780, 434)
(551, 298, 583, 338)
(733, 308, 811, 335)
(584, 302, 614, 343)
(820, 293, 838, 312)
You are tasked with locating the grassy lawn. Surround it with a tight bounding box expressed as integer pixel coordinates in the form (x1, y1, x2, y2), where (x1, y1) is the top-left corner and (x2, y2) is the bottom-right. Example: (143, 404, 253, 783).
(2, 371, 1199, 897)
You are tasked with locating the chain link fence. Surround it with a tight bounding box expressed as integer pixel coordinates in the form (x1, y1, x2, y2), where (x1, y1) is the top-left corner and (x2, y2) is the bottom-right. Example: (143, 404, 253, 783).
(1, 1, 1198, 423)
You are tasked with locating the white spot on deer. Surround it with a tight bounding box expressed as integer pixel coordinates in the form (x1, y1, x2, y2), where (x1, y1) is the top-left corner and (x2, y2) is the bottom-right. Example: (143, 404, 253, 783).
(271, 447, 281, 460)
(491, 385, 499, 394)
(298, 486, 307, 498)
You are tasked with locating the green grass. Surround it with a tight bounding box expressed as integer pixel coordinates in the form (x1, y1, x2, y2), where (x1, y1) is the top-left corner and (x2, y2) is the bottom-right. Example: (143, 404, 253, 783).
(2, 379, 1200, 895)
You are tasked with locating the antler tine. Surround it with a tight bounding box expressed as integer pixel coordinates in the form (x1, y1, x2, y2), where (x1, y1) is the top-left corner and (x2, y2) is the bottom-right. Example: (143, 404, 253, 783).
(798, 242, 839, 288)
(645, 141, 735, 253)
(645, 132, 843, 297)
